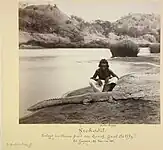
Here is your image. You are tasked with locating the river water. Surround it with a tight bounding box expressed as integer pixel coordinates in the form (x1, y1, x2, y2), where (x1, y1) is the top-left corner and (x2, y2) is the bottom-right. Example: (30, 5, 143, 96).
(19, 48, 150, 117)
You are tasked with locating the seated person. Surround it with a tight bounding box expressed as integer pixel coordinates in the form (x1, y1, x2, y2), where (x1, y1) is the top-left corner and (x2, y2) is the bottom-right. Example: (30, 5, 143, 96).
(89, 59, 119, 92)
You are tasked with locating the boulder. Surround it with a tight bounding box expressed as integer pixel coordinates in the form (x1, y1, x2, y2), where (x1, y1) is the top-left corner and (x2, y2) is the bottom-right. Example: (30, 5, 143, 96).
(110, 40, 139, 57)
(149, 43, 160, 53)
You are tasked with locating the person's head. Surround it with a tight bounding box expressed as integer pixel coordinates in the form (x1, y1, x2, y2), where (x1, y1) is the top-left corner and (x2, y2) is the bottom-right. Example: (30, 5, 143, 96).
(98, 59, 109, 70)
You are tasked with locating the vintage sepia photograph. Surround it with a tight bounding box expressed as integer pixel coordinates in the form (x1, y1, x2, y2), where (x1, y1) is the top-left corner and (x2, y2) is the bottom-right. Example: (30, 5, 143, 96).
(19, 0, 160, 124)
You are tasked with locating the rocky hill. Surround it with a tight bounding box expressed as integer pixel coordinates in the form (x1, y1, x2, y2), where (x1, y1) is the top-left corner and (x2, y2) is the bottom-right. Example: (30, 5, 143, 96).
(19, 4, 84, 48)
(19, 4, 160, 49)
(112, 13, 160, 41)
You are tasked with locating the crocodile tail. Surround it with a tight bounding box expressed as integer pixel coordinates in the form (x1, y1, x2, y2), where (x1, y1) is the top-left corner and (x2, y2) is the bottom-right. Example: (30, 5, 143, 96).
(27, 97, 64, 111)
(27, 93, 92, 112)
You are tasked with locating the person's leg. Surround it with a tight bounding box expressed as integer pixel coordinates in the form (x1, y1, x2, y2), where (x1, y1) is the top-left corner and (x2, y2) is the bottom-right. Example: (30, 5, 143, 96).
(109, 77, 118, 84)
(89, 79, 104, 92)
(102, 83, 111, 92)
(108, 83, 116, 91)
(102, 77, 118, 92)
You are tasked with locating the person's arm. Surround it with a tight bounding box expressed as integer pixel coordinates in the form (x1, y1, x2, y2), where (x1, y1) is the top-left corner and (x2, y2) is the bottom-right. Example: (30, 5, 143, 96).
(90, 70, 98, 81)
(109, 69, 119, 79)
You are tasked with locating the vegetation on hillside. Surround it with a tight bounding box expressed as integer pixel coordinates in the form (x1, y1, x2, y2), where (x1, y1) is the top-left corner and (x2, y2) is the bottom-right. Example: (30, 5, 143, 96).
(112, 13, 160, 36)
(19, 4, 160, 51)
(19, 5, 84, 44)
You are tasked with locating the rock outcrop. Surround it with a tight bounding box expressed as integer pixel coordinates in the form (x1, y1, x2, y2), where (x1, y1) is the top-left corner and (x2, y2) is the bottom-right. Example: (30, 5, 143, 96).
(110, 40, 139, 57)
(112, 68, 160, 101)
(149, 43, 160, 53)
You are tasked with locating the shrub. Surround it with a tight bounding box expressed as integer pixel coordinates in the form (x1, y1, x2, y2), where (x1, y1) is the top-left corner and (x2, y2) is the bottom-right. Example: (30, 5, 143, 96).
(71, 15, 84, 22)
(142, 34, 156, 43)
(110, 40, 139, 57)
(65, 20, 72, 24)
(115, 26, 129, 36)
(149, 43, 160, 53)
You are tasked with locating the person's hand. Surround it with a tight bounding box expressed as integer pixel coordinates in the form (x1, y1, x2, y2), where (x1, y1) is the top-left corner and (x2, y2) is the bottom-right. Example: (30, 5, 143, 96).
(105, 77, 111, 84)
(97, 79, 103, 86)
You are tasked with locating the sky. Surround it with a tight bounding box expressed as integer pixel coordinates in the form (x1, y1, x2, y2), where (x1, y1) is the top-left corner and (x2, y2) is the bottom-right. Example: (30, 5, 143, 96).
(19, 0, 160, 22)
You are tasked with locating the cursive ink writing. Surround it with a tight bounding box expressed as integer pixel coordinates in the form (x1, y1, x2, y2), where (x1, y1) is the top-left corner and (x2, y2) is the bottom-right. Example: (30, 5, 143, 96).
(41, 126, 137, 146)
(6, 142, 32, 148)
(78, 127, 106, 133)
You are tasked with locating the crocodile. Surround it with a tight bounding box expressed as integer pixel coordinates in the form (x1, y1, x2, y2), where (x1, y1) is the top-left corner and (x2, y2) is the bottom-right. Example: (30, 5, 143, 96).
(27, 92, 115, 111)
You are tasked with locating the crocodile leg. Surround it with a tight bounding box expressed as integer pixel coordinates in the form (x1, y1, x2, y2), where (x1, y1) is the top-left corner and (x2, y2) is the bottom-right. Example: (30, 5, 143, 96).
(83, 95, 92, 105)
